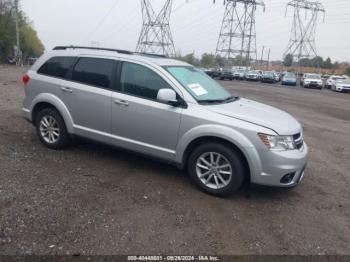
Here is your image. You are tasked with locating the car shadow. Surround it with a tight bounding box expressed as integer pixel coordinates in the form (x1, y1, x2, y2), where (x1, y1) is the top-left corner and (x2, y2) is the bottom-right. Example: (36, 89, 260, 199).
(70, 137, 301, 201)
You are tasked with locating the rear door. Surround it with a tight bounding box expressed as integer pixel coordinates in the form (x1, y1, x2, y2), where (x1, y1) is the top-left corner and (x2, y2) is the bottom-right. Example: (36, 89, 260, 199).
(59, 57, 116, 142)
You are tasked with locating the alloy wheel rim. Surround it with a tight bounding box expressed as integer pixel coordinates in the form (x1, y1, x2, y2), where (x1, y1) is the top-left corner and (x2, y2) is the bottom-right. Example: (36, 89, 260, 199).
(39, 116, 60, 144)
(196, 152, 233, 190)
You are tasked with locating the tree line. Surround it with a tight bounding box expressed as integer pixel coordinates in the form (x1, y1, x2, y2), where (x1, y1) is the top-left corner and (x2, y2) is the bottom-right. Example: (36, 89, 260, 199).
(175, 53, 253, 69)
(283, 54, 340, 69)
(176, 52, 350, 76)
(0, 0, 44, 63)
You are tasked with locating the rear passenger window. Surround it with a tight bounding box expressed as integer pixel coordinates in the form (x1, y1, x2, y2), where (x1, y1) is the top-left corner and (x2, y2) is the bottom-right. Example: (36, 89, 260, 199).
(120, 62, 172, 100)
(38, 57, 75, 79)
(72, 58, 114, 89)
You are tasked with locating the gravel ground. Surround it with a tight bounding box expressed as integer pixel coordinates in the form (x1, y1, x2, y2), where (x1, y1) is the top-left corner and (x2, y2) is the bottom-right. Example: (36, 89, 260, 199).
(0, 65, 349, 255)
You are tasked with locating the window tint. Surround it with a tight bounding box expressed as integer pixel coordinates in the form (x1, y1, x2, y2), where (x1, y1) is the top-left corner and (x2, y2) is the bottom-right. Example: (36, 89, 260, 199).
(72, 58, 114, 89)
(38, 57, 75, 79)
(120, 62, 172, 100)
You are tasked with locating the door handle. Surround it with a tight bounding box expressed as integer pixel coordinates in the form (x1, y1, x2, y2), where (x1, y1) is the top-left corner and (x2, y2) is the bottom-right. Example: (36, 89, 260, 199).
(61, 87, 73, 93)
(113, 99, 129, 107)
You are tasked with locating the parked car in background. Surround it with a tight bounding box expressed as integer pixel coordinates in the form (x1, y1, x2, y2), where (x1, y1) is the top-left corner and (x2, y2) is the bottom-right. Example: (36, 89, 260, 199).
(282, 73, 297, 86)
(205, 68, 221, 79)
(28, 57, 38, 66)
(274, 72, 282, 82)
(246, 70, 261, 81)
(325, 75, 348, 89)
(220, 68, 234, 80)
(261, 71, 277, 83)
(22, 46, 308, 196)
(332, 78, 350, 93)
(322, 74, 330, 80)
(233, 69, 246, 80)
(302, 74, 323, 89)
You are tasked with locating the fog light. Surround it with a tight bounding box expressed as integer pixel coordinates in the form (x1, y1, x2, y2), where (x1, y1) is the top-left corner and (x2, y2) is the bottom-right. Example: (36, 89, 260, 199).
(280, 172, 296, 184)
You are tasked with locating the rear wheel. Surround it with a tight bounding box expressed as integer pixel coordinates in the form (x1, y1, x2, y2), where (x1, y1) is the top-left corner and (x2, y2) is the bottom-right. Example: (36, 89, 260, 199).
(35, 108, 70, 150)
(188, 143, 245, 197)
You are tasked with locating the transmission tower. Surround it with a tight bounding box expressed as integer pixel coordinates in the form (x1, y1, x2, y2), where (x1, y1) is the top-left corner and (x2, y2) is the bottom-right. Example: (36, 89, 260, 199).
(284, 0, 325, 62)
(215, 0, 265, 66)
(136, 0, 176, 57)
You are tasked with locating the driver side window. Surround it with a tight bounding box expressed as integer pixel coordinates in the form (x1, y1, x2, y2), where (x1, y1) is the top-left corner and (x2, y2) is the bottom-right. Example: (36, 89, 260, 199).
(120, 62, 172, 101)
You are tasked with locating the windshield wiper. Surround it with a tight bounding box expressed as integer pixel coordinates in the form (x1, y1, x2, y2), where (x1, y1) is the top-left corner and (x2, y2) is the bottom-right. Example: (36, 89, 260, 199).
(198, 96, 239, 104)
(223, 96, 239, 102)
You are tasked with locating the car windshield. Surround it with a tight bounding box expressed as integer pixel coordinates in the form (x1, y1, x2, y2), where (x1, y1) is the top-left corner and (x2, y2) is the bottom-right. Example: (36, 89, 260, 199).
(332, 76, 347, 80)
(285, 73, 296, 78)
(306, 74, 321, 79)
(236, 69, 245, 73)
(336, 79, 350, 83)
(164, 66, 236, 104)
(264, 72, 274, 77)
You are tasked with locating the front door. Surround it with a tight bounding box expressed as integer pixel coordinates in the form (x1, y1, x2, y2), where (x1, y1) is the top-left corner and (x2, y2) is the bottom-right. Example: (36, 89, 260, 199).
(111, 61, 182, 161)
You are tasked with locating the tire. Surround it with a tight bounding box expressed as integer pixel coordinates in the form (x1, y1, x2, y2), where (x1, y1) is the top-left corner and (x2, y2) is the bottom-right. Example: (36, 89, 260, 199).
(35, 107, 70, 150)
(187, 143, 245, 197)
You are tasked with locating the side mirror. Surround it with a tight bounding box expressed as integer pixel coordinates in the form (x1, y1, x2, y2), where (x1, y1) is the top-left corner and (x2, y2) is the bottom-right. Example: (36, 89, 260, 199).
(157, 89, 180, 106)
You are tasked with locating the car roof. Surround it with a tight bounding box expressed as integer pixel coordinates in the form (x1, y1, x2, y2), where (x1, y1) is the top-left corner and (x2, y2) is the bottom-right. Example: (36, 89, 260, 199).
(42, 46, 190, 67)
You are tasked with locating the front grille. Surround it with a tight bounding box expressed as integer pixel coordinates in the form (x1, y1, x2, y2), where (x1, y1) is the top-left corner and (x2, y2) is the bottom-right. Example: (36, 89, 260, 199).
(293, 133, 304, 150)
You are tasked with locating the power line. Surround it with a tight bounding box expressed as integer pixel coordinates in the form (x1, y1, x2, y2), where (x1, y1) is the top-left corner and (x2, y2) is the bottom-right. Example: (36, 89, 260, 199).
(83, 0, 120, 43)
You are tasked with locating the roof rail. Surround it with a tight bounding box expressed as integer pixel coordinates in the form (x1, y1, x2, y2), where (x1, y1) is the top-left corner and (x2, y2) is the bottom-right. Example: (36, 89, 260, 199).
(53, 46, 169, 58)
(53, 46, 133, 55)
(135, 52, 167, 58)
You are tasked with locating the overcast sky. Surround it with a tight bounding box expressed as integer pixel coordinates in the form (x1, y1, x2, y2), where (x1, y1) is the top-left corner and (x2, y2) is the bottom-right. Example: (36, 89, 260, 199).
(21, 0, 350, 62)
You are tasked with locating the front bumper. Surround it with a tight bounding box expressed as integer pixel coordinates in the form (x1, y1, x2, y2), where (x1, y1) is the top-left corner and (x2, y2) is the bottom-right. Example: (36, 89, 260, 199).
(304, 83, 322, 88)
(336, 86, 350, 92)
(247, 76, 259, 80)
(251, 142, 309, 187)
(282, 81, 297, 86)
(262, 78, 275, 83)
(234, 75, 244, 79)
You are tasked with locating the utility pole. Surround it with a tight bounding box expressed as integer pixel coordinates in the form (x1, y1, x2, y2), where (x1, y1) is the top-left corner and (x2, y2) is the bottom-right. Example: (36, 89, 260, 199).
(283, 0, 325, 72)
(214, 0, 265, 67)
(266, 48, 270, 70)
(14, 0, 22, 65)
(136, 0, 176, 57)
(260, 45, 264, 68)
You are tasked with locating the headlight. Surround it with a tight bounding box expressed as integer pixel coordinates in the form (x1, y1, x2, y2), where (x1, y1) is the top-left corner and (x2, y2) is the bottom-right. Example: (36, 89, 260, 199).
(258, 133, 296, 151)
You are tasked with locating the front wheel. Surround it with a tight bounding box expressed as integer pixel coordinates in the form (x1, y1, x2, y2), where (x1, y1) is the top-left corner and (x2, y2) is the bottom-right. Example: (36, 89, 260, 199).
(188, 143, 245, 197)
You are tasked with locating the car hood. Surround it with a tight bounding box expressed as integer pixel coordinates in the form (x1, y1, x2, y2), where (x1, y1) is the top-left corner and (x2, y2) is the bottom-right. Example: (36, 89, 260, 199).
(338, 82, 350, 87)
(206, 98, 302, 135)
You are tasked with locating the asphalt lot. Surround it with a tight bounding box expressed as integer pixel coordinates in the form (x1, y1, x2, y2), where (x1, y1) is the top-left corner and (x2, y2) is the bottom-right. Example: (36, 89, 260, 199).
(0, 65, 349, 255)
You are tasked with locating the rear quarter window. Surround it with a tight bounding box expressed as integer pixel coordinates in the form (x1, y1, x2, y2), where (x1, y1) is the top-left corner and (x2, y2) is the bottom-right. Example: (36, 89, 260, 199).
(38, 57, 76, 79)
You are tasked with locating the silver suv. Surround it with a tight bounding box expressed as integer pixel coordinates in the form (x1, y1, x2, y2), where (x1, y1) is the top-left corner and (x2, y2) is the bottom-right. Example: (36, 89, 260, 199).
(22, 46, 308, 196)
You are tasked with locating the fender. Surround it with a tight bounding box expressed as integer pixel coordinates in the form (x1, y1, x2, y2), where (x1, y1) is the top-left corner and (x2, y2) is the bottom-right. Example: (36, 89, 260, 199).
(175, 124, 262, 176)
(30, 93, 75, 134)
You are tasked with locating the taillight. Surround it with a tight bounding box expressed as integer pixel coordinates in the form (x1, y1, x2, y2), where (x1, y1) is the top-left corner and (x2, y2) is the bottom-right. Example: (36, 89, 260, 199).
(22, 73, 30, 86)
